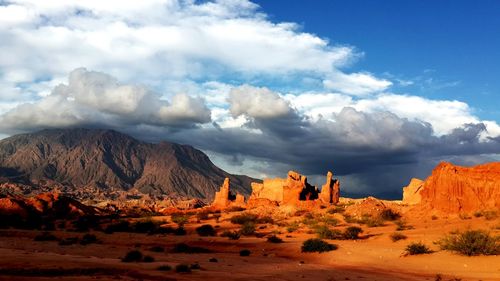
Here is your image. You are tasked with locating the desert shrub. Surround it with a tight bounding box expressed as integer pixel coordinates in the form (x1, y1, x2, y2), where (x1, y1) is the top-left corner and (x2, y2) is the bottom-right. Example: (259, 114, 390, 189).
(405, 242, 432, 255)
(132, 219, 160, 233)
(190, 263, 201, 269)
(34, 232, 58, 241)
(267, 235, 283, 243)
(175, 264, 191, 273)
(379, 209, 401, 221)
(209, 257, 218, 262)
(157, 265, 172, 271)
(431, 215, 438, 220)
(58, 237, 79, 246)
(326, 206, 345, 214)
(459, 213, 472, 220)
(196, 211, 210, 221)
(226, 206, 246, 212)
(172, 243, 212, 254)
(437, 230, 500, 256)
(230, 213, 258, 225)
(475, 210, 499, 220)
(286, 221, 300, 233)
(301, 238, 338, 253)
(174, 226, 187, 236)
(239, 249, 251, 256)
(71, 216, 101, 232)
(149, 246, 165, 252)
(395, 219, 413, 231)
(122, 250, 143, 262)
(195, 224, 217, 236)
(171, 213, 190, 226)
(143, 255, 155, 263)
(240, 222, 256, 236)
(360, 215, 385, 227)
(390, 232, 407, 242)
(315, 225, 343, 240)
(104, 220, 130, 233)
(257, 216, 274, 224)
(343, 226, 363, 240)
(80, 233, 98, 245)
(213, 213, 221, 223)
(221, 230, 240, 240)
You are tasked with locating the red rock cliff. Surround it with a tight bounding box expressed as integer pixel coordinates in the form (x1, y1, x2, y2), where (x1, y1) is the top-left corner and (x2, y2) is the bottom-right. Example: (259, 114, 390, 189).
(418, 162, 500, 213)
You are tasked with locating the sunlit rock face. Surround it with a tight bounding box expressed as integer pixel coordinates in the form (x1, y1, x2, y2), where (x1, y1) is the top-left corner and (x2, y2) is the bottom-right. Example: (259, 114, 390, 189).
(246, 170, 340, 209)
(402, 178, 424, 205)
(211, 178, 245, 209)
(410, 162, 500, 213)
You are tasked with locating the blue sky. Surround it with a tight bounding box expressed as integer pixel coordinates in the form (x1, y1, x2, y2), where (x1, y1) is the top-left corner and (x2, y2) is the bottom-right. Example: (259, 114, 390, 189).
(255, 0, 500, 121)
(0, 0, 499, 197)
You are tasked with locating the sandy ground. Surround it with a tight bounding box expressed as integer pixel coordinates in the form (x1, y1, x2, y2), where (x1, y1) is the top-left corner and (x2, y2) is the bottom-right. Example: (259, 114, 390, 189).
(0, 212, 499, 281)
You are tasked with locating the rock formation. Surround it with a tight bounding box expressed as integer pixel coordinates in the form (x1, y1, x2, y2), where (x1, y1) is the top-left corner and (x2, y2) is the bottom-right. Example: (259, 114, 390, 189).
(408, 162, 500, 213)
(211, 178, 245, 209)
(247, 170, 340, 208)
(319, 171, 340, 204)
(402, 178, 424, 205)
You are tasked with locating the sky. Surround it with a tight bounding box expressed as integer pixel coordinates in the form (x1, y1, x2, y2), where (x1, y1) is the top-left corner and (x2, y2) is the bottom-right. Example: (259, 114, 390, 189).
(1, 0, 500, 198)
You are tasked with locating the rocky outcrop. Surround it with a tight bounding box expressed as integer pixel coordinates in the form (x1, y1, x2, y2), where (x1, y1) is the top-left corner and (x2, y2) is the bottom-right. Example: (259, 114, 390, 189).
(402, 178, 424, 205)
(0, 128, 256, 201)
(319, 171, 340, 204)
(247, 170, 340, 208)
(211, 178, 245, 209)
(411, 162, 500, 213)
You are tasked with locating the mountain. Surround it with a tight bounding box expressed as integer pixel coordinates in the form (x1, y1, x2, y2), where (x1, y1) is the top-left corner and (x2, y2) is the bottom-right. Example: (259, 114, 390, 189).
(0, 128, 255, 201)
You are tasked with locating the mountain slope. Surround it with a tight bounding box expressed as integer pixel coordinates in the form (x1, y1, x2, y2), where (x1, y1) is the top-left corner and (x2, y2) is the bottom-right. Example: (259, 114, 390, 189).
(0, 128, 255, 200)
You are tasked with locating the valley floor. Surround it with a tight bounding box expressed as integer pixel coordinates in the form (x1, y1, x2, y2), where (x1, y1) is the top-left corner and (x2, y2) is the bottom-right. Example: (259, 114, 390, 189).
(0, 212, 499, 281)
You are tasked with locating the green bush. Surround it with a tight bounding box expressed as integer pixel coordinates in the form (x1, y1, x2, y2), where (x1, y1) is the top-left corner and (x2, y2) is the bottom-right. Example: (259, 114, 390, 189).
(34, 232, 58, 241)
(230, 213, 258, 225)
(343, 226, 363, 240)
(172, 243, 212, 253)
(240, 222, 256, 236)
(58, 237, 79, 246)
(239, 249, 251, 256)
(267, 235, 283, 243)
(143, 255, 155, 263)
(315, 225, 342, 240)
(104, 220, 130, 233)
(174, 226, 187, 236)
(326, 206, 345, 214)
(171, 213, 190, 226)
(80, 233, 98, 245)
(195, 224, 217, 236)
(379, 209, 401, 221)
(196, 211, 210, 221)
(405, 242, 432, 255)
(221, 230, 240, 240)
(390, 232, 407, 242)
(157, 265, 172, 271)
(175, 264, 191, 273)
(301, 238, 338, 253)
(437, 230, 499, 256)
(286, 221, 300, 233)
(395, 220, 413, 231)
(149, 246, 165, 252)
(122, 250, 143, 262)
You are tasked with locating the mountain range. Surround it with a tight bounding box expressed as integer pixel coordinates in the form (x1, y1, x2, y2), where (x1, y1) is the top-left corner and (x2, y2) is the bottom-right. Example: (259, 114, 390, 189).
(0, 128, 255, 201)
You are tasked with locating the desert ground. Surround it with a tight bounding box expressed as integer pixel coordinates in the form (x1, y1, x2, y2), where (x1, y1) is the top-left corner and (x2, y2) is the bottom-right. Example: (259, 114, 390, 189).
(0, 203, 499, 281)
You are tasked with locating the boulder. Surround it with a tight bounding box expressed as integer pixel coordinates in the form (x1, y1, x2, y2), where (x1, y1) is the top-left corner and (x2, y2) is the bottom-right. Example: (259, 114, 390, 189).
(402, 178, 424, 205)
